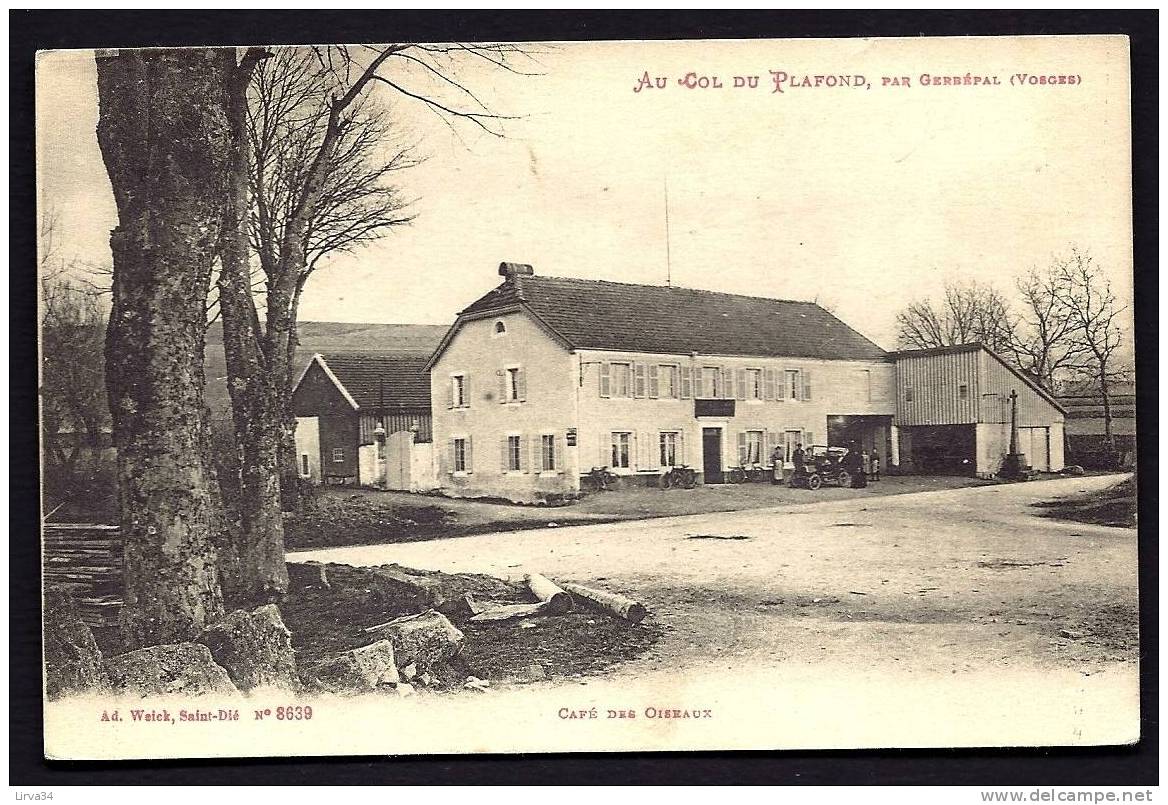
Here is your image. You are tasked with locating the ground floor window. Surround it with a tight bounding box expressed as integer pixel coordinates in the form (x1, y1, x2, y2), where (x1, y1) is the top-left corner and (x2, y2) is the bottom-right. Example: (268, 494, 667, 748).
(784, 430, 803, 463)
(611, 431, 632, 469)
(541, 434, 557, 472)
(453, 437, 469, 472)
(659, 431, 680, 467)
(741, 430, 764, 464)
(507, 435, 522, 471)
(332, 447, 345, 463)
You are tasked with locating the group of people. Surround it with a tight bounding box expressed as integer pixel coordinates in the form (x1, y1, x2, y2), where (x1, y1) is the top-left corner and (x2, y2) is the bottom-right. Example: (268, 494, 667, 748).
(769, 441, 881, 486)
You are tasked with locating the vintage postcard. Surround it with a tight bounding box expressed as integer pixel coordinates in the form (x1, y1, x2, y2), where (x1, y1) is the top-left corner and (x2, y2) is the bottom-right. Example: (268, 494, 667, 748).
(38, 34, 1138, 760)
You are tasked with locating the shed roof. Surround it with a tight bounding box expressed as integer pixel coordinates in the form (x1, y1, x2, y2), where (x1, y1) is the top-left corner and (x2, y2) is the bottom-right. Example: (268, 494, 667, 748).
(304, 352, 431, 411)
(456, 272, 889, 362)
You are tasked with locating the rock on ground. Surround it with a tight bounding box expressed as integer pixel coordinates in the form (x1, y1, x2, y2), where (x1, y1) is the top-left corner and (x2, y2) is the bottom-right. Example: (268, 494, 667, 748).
(197, 604, 299, 692)
(105, 643, 239, 697)
(308, 640, 399, 691)
(368, 609, 464, 670)
(43, 587, 110, 699)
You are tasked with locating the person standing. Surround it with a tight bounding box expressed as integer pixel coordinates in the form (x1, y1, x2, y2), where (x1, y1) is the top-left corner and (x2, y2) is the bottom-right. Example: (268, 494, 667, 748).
(770, 443, 785, 485)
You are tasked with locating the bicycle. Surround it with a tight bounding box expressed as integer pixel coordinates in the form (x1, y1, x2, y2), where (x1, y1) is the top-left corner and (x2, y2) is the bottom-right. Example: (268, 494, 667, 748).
(585, 466, 619, 491)
(661, 464, 697, 489)
(726, 463, 767, 484)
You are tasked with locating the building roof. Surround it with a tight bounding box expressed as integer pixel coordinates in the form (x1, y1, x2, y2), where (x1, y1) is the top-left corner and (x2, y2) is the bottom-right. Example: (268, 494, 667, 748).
(891, 343, 1067, 414)
(303, 352, 432, 411)
(456, 272, 890, 362)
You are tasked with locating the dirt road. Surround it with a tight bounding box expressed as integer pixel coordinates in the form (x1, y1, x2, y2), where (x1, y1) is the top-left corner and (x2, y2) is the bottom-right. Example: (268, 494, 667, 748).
(288, 473, 1140, 749)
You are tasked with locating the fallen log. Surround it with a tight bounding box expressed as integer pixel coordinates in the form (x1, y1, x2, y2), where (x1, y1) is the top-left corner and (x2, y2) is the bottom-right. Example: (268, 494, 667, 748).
(560, 582, 647, 624)
(525, 573, 572, 614)
(468, 602, 548, 623)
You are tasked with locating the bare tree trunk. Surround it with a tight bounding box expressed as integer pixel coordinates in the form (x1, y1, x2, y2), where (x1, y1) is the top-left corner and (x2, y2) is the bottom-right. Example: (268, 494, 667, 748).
(95, 48, 232, 646)
(217, 50, 289, 601)
(1098, 361, 1115, 452)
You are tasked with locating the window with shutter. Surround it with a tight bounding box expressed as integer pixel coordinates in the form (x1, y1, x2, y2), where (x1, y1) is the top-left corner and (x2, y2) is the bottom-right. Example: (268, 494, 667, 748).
(497, 369, 507, 403)
(611, 432, 632, 469)
(648, 364, 660, 398)
(722, 367, 734, 399)
(735, 368, 747, 400)
(517, 367, 527, 401)
(784, 369, 800, 400)
(802, 369, 812, 401)
(500, 435, 509, 471)
(540, 434, 556, 472)
(680, 366, 692, 399)
(599, 362, 611, 397)
(611, 362, 632, 397)
(764, 368, 777, 400)
(519, 435, 528, 472)
(737, 431, 748, 465)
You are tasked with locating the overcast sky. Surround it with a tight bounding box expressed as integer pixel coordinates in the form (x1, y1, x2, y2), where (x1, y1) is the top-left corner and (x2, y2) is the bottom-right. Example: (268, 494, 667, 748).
(37, 36, 1134, 351)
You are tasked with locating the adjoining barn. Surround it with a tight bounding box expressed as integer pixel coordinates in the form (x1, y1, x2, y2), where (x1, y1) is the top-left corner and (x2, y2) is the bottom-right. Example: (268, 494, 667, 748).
(892, 344, 1066, 477)
(1057, 378, 1136, 468)
(292, 352, 434, 489)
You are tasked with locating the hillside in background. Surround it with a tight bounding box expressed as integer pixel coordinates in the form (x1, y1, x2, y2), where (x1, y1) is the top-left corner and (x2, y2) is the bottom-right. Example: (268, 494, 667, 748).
(204, 321, 448, 417)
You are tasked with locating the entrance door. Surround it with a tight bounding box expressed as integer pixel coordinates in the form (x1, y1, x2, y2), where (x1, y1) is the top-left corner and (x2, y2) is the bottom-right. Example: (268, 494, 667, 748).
(702, 428, 724, 483)
(1018, 427, 1050, 471)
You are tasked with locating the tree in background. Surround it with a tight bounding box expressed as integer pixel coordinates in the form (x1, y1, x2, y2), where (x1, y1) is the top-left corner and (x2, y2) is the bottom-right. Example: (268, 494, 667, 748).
(1012, 261, 1091, 392)
(40, 211, 109, 488)
(895, 280, 1017, 353)
(217, 44, 530, 600)
(95, 47, 235, 645)
(1054, 248, 1126, 453)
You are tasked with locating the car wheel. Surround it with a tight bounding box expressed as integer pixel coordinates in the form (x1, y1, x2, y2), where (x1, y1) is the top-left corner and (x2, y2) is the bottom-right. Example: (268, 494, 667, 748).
(807, 473, 822, 490)
(838, 470, 852, 488)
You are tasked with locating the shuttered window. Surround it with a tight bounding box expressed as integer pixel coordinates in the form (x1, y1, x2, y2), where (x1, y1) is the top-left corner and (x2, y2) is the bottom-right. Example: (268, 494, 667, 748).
(611, 362, 632, 397)
(648, 364, 660, 398)
(599, 362, 611, 397)
(680, 366, 693, 399)
(745, 368, 763, 400)
(452, 437, 472, 473)
(784, 370, 800, 400)
(502, 435, 522, 472)
(501, 366, 526, 403)
(738, 430, 764, 464)
(611, 432, 632, 469)
(540, 434, 557, 472)
(764, 368, 777, 400)
(658, 365, 677, 398)
(659, 431, 680, 467)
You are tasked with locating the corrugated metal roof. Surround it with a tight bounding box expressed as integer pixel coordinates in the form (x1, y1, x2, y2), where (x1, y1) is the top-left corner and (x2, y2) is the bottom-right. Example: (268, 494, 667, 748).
(459, 274, 889, 362)
(317, 352, 431, 410)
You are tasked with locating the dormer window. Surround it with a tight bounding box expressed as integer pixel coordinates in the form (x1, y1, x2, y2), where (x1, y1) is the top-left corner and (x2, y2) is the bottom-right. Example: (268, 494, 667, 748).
(493, 320, 506, 336)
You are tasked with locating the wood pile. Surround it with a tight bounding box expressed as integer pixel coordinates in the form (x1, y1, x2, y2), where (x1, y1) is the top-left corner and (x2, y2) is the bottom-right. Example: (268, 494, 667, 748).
(43, 523, 122, 628)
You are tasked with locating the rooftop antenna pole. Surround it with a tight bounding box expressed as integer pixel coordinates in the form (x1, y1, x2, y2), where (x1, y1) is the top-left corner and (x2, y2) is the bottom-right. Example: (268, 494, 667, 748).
(664, 175, 672, 287)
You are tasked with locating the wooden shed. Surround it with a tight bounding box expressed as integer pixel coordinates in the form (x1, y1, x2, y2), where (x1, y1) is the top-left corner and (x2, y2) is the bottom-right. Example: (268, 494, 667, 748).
(892, 344, 1066, 477)
(292, 352, 433, 485)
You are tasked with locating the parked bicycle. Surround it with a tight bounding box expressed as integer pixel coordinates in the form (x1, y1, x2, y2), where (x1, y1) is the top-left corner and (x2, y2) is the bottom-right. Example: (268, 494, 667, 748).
(726, 463, 768, 484)
(585, 465, 619, 491)
(661, 464, 697, 489)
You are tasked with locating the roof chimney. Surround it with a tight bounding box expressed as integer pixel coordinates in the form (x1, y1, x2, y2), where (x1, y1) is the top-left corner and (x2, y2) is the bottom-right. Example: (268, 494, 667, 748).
(498, 262, 534, 280)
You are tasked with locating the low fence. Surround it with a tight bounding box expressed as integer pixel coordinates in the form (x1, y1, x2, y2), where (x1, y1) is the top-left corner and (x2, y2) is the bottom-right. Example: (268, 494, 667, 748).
(43, 523, 122, 628)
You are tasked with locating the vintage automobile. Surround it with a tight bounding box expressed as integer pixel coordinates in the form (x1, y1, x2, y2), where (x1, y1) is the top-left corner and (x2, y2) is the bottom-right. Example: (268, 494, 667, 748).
(788, 445, 867, 490)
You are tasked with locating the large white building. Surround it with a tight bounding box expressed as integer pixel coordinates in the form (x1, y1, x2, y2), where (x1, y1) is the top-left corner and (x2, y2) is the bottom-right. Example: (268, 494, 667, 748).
(423, 263, 1066, 502)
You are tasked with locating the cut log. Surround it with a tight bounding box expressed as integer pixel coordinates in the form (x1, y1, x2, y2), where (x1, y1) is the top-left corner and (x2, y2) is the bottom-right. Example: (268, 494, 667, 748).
(468, 602, 548, 623)
(560, 582, 648, 624)
(525, 573, 572, 614)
